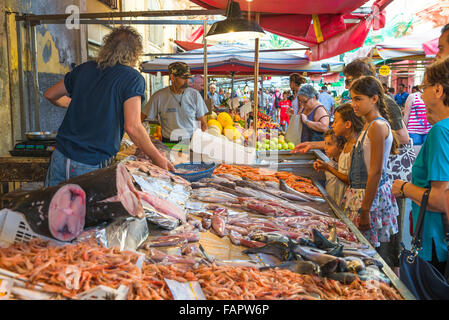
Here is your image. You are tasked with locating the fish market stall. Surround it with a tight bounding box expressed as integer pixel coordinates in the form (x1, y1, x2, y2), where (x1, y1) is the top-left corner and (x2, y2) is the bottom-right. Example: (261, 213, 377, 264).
(0, 158, 414, 300)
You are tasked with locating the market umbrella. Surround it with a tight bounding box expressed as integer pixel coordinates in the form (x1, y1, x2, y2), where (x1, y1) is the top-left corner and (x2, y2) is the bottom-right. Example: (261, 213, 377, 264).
(140, 43, 331, 75)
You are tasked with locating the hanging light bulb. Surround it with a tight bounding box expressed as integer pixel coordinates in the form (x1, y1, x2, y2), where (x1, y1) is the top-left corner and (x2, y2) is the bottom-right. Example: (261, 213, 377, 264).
(206, 0, 265, 41)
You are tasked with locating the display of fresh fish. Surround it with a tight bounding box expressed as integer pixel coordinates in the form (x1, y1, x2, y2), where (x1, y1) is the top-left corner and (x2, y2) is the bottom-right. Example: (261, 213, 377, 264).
(138, 191, 186, 223)
(327, 272, 359, 284)
(124, 159, 190, 186)
(8, 163, 143, 242)
(261, 261, 319, 276)
(211, 214, 227, 237)
(147, 231, 200, 247)
(249, 232, 291, 244)
(186, 216, 205, 232)
(312, 229, 338, 250)
(225, 225, 250, 236)
(146, 248, 202, 265)
(214, 173, 242, 181)
(296, 246, 346, 272)
(236, 179, 290, 201)
(181, 243, 203, 258)
(278, 179, 325, 202)
(201, 216, 212, 230)
(358, 266, 391, 284)
(243, 241, 296, 261)
(344, 257, 366, 273)
(191, 188, 239, 204)
(200, 177, 236, 189)
(264, 181, 280, 190)
(239, 238, 266, 248)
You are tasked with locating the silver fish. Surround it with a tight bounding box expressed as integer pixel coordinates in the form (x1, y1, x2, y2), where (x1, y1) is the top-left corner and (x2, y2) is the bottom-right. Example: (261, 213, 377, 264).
(279, 179, 325, 203)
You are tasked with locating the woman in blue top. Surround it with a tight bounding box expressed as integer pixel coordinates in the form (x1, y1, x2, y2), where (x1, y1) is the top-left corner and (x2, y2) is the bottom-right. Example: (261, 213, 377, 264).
(44, 26, 173, 187)
(393, 58, 449, 274)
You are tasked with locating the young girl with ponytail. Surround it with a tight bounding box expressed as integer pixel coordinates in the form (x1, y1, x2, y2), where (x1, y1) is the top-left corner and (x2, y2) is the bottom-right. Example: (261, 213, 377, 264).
(341, 76, 399, 267)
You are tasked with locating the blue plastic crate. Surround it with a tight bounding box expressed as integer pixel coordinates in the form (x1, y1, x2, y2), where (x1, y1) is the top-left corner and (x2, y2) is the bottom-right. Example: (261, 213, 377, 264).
(173, 162, 217, 182)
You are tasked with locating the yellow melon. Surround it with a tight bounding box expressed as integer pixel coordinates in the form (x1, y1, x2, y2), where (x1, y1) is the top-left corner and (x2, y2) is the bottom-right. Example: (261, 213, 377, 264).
(224, 125, 241, 141)
(217, 112, 233, 128)
(207, 119, 223, 132)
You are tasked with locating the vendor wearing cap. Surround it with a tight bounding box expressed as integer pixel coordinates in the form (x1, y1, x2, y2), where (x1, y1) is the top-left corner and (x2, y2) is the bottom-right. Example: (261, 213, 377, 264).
(297, 85, 330, 142)
(142, 62, 208, 143)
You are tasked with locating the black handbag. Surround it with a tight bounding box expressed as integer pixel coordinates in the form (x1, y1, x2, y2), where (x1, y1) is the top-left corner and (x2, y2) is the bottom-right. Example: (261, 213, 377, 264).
(399, 188, 449, 300)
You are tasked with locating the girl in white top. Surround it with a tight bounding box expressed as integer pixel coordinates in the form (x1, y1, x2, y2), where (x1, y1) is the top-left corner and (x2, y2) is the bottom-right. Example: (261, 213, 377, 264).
(314, 103, 365, 207)
(341, 76, 399, 264)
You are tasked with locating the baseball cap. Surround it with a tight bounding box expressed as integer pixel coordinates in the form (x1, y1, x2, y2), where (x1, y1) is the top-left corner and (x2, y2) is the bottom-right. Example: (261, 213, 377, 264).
(168, 62, 193, 78)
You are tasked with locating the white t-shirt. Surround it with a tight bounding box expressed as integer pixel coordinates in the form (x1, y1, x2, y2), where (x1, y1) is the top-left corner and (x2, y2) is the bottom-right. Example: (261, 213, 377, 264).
(143, 87, 208, 140)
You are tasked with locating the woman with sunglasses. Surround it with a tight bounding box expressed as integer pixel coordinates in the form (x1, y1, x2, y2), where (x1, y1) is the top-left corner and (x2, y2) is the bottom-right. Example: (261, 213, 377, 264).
(297, 85, 330, 142)
(393, 58, 449, 275)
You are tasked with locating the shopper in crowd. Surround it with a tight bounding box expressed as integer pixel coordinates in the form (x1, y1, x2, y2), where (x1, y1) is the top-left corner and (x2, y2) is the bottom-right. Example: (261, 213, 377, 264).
(266, 89, 274, 118)
(289, 73, 307, 116)
(313, 129, 346, 204)
(436, 23, 449, 61)
(403, 86, 432, 146)
(189, 75, 204, 97)
(208, 83, 221, 107)
(388, 87, 395, 99)
(392, 58, 449, 275)
(218, 88, 225, 103)
(142, 61, 208, 143)
(279, 91, 292, 132)
(297, 85, 330, 142)
(43, 26, 173, 187)
(342, 76, 399, 267)
(395, 84, 409, 109)
(318, 85, 335, 115)
(314, 104, 365, 207)
(411, 85, 420, 94)
(273, 88, 283, 123)
(258, 89, 268, 113)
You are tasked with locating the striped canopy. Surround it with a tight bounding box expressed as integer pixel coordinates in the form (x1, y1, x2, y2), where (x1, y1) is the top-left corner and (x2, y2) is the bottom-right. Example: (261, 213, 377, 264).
(140, 44, 336, 76)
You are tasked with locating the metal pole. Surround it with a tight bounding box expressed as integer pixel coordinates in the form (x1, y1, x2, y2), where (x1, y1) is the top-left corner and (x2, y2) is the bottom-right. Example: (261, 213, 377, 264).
(252, 13, 260, 147)
(25, 22, 33, 131)
(15, 9, 226, 21)
(203, 20, 208, 102)
(5, 12, 15, 147)
(37, 19, 220, 25)
(231, 71, 235, 110)
(16, 20, 26, 138)
(30, 23, 40, 131)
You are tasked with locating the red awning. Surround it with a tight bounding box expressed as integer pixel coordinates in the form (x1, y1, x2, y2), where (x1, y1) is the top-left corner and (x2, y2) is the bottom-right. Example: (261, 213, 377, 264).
(174, 40, 210, 51)
(190, 0, 392, 60)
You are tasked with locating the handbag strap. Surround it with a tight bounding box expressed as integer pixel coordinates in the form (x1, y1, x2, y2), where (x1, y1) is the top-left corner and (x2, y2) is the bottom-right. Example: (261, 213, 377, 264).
(411, 188, 431, 252)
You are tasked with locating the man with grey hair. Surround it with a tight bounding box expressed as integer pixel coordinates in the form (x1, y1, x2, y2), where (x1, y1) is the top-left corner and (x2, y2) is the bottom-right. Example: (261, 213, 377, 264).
(142, 62, 208, 143)
(208, 83, 221, 107)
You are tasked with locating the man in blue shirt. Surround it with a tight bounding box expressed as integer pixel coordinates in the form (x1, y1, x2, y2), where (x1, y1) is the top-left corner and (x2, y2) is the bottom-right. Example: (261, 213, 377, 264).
(43, 26, 173, 187)
(394, 84, 409, 108)
(318, 85, 334, 115)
